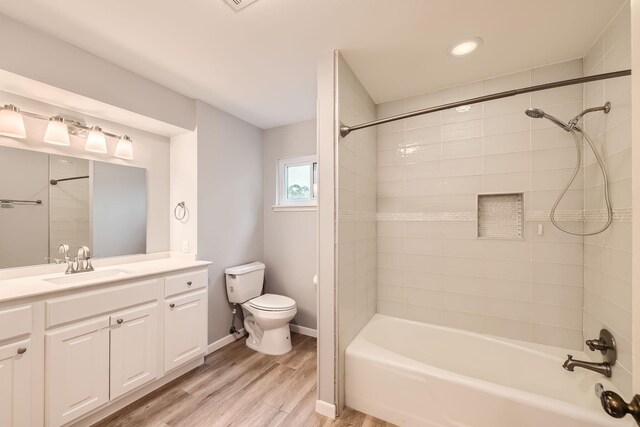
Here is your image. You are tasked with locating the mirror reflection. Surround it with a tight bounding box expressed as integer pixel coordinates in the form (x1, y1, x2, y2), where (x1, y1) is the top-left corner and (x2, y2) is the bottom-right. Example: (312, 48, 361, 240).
(0, 146, 147, 269)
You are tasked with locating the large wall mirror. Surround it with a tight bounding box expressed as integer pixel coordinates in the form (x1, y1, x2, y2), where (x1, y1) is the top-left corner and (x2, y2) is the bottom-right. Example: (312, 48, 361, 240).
(0, 146, 147, 269)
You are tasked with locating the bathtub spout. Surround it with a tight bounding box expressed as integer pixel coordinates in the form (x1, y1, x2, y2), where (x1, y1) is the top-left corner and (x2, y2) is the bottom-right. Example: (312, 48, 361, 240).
(563, 354, 612, 377)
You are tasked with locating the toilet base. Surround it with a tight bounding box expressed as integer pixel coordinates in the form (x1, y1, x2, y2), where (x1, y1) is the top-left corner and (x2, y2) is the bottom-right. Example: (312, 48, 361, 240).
(245, 324, 292, 355)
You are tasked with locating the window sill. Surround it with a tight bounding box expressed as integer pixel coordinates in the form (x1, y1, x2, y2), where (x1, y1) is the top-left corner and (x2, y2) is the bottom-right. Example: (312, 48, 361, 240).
(272, 204, 317, 212)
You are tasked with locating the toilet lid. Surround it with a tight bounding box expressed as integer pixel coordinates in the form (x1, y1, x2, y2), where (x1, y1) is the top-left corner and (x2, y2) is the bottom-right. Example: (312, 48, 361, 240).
(249, 294, 296, 311)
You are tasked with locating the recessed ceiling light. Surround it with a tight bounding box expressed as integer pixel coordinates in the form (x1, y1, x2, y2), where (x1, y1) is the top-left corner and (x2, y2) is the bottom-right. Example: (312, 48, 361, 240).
(450, 37, 483, 57)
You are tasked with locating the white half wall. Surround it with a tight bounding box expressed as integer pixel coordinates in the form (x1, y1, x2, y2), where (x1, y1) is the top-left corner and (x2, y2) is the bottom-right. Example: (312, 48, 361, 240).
(170, 131, 198, 254)
(262, 119, 318, 330)
(316, 50, 338, 413)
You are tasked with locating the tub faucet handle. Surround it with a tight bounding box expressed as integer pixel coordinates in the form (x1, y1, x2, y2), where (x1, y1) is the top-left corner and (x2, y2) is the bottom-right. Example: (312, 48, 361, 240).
(586, 329, 617, 365)
(586, 338, 608, 351)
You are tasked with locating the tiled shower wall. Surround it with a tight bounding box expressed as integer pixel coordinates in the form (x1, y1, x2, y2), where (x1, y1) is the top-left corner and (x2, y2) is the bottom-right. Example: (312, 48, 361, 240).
(376, 59, 588, 349)
(48, 155, 91, 259)
(582, 3, 632, 395)
(336, 55, 377, 409)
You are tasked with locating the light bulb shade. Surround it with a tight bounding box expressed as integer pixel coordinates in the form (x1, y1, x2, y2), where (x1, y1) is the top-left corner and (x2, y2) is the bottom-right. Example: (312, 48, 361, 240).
(0, 105, 26, 139)
(114, 135, 134, 160)
(44, 116, 70, 146)
(85, 126, 107, 153)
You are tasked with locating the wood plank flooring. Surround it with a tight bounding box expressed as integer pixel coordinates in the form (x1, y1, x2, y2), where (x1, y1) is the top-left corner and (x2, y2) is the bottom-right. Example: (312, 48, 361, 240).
(93, 333, 395, 427)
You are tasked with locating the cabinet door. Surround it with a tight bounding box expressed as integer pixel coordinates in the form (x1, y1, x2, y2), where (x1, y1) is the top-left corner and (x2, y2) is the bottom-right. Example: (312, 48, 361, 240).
(0, 338, 31, 427)
(110, 302, 159, 400)
(164, 290, 207, 373)
(46, 317, 109, 427)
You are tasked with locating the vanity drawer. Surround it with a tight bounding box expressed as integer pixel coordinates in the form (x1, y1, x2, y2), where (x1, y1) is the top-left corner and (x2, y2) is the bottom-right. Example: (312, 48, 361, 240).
(46, 279, 158, 328)
(0, 305, 32, 342)
(164, 269, 207, 297)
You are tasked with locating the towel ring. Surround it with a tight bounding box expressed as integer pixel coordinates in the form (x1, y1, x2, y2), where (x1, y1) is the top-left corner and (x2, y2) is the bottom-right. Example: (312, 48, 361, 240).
(174, 201, 186, 221)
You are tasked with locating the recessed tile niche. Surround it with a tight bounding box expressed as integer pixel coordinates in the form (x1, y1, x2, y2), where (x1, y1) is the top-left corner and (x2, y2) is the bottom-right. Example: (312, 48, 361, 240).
(477, 193, 524, 239)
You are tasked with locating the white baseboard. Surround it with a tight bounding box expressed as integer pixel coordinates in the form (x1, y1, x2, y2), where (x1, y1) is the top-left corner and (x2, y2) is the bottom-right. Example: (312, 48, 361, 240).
(207, 328, 246, 355)
(315, 400, 336, 419)
(290, 324, 318, 337)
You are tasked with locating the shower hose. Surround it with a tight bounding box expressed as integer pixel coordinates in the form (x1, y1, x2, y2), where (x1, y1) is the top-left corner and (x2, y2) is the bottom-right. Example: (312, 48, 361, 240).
(550, 126, 612, 236)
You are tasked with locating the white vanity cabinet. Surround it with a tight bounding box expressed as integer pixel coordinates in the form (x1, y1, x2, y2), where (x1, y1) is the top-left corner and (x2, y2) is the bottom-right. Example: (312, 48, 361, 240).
(0, 338, 32, 427)
(109, 302, 159, 400)
(12, 264, 211, 427)
(0, 304, 34, 427)
(46, 317, 110, 427)
(164, 290, 207, 373)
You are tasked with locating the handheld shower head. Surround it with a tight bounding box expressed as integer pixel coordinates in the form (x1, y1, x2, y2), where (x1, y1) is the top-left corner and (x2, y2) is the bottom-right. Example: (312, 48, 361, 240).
(525, 108, 545, 119)
(525, 108, 570, 131)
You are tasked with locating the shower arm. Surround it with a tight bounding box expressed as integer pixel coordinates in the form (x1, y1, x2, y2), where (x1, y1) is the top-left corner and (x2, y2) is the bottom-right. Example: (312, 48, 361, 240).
(339, 70, 630, 137)
(567, 102, 611, 129)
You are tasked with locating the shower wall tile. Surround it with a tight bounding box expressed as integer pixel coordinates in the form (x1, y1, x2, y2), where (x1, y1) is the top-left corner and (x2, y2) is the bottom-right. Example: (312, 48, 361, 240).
(375, 58, 587, 352)
(581, 2, 632, 396)
(336, 56, 377, 409)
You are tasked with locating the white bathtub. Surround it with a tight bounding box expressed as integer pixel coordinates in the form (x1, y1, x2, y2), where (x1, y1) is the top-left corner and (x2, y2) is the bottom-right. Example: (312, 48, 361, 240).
(345, 315, 631, 427)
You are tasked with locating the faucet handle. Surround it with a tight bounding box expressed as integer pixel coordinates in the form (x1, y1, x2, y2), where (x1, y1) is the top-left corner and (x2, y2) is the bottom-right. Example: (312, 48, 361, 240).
(586, 338, 608, 352)
(587, 329, 617, 365)
(58, 243, 70, 256)
(77, 246, 91, 260)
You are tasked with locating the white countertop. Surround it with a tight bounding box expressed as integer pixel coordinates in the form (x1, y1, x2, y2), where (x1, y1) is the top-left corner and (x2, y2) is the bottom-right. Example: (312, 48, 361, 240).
(0, 256, 211, 304)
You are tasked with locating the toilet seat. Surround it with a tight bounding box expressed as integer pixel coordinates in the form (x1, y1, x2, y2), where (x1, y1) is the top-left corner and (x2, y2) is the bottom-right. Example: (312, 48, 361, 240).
(249, 293, 296, 312)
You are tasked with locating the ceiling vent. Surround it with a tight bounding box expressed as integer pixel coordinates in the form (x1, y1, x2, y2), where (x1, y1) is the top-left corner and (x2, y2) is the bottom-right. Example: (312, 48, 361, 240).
(224, 0, 258, 11)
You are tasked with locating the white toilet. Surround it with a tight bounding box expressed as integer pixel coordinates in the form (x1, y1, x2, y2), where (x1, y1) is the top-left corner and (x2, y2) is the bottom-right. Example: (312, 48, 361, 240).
(225, 262, 297, 355)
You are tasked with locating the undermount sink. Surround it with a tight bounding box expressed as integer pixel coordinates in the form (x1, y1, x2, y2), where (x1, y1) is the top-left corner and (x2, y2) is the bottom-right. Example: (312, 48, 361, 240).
(44, 269, 132, 285)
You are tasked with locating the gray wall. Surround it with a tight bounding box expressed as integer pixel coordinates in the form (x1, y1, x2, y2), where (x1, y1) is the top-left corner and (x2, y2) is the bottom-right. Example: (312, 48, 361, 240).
(196, 100, 264, 344)
(262, 120, 317, 330)
(92, 162, 147, 258)
(0, 147, 49, 268)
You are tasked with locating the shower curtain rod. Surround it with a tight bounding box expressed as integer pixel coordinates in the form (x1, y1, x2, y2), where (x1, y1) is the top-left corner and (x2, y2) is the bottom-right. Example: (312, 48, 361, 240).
(50, 176, 89, 185)
(339, 69, 631, 137)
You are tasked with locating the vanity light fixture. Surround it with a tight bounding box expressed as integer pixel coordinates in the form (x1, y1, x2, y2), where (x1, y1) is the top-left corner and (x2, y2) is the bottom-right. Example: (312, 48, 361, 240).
(44, 116, 71, 146)
(85, 126, 108, 153)
(0, 103, 134, 159)
(0, 104, 27, 139)
(114, 135, 134, 160)
(450, 37, 483, 57)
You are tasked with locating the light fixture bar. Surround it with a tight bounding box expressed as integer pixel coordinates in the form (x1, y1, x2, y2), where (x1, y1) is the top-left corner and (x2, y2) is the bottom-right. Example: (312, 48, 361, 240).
(0, 104, 135, 159)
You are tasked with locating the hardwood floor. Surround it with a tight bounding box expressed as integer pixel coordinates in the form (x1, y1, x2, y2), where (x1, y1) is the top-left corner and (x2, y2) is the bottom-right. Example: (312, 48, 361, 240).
(93, 333, 394, 427)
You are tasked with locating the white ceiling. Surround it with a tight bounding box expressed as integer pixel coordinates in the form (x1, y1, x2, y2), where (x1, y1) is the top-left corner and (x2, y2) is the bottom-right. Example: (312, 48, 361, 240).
(0, 0, 626, 129)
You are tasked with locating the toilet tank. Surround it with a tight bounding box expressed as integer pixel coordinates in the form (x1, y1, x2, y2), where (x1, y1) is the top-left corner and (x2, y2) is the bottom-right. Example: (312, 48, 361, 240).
(225, 262, 265, 304)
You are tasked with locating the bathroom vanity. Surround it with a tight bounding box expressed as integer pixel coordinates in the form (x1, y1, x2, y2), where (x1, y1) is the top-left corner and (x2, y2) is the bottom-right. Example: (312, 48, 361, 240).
(0, 256, 210, 427)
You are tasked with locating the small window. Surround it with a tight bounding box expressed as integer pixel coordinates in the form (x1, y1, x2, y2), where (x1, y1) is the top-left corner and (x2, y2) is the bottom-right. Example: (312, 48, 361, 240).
(276, 155, 317, 208)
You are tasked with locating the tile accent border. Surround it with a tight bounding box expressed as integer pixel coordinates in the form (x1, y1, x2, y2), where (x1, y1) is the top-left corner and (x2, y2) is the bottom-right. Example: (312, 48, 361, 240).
(339, 208, 632, 223)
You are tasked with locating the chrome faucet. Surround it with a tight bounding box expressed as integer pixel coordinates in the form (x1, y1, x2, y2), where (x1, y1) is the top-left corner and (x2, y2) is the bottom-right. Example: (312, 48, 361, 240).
(75, 246, 94, 273)
(57, 244, 74, 274)
(563, 354, 612, 377)
(55, 243, 94, 274)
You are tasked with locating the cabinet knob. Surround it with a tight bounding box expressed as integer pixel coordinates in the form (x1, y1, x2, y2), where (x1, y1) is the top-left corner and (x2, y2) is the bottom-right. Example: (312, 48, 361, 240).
(187, 281, 192, 286)
(17, 347, 26, 355)
(116, 318, 124, 324)
(170, 303, 175, 308)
